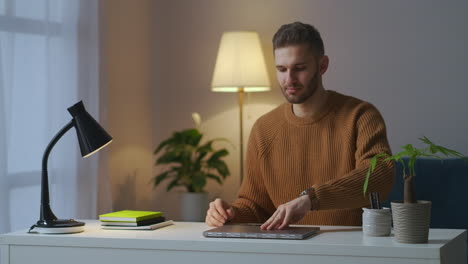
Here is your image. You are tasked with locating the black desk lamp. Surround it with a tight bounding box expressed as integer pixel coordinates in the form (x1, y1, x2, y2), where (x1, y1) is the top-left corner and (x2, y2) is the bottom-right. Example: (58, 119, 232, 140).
(29, 101, 112, 234)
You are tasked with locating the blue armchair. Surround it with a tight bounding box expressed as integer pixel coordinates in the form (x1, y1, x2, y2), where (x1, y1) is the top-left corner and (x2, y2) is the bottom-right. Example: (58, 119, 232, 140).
(383, 157, 468, 229)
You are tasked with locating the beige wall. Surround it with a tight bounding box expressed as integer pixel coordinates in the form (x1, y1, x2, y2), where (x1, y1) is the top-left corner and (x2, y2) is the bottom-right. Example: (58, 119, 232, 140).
(101, 0, 284, 219)
(151, 0, 285, 219)
(102, 0, 468, 219)
(101, 0, 156, 212)
(153, 0, 468, 219)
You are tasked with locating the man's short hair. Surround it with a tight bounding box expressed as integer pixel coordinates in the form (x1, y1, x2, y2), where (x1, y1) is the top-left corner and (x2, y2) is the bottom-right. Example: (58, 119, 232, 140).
(273, 22, 325, 57)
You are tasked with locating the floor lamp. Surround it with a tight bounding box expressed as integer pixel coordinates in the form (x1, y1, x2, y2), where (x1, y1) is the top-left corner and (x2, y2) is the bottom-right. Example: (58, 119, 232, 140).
(211, 31, 270, 184)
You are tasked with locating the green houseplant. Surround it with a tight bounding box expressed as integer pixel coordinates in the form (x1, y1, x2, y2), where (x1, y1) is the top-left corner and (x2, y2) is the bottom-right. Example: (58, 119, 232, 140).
(152, 113, 231, 222)
(364, 136, 466, 243)
(364, 136, 466, 202)
(153, 128, 230, 192)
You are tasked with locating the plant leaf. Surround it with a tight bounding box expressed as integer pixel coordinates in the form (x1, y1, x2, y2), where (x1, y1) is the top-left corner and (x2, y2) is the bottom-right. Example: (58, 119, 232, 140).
(419, 136, 433, 146)
(197, 141, 213, 153)
(154, 171, 171, 186)
(363, 153, 388, 195)
(402, 144, 415, 153)
(156, 151, 182, 164)
(154, 137, 176, 154)
(192, 172, 207, 192)
(180, 129, 203, 146)
(420, 136, 468, 162)
(153, 126, 232, 192)
(208, 159, 230, 178)
(195, 141, 214, 163)
(166, 178, 181, 191)
(363, 169, 371, 196)
(209, 149, 229, 161)
(206, 173, 222, 184)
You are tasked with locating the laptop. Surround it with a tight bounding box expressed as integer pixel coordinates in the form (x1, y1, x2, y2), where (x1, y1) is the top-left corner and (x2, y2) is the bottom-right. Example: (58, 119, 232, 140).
(203, 224, 320, 240)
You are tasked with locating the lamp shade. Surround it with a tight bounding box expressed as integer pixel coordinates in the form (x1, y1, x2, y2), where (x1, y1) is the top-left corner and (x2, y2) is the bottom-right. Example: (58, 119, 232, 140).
(211, 31, 270, 92)
(67, 101, 112, 158)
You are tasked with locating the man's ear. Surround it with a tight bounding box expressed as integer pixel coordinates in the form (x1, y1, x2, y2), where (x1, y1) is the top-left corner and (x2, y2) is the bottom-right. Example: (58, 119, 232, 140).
(319, 55, 329, 75)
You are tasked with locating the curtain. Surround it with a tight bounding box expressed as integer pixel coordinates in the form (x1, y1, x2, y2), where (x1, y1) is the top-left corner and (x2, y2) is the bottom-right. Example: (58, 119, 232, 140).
(0, 0, 110, 233)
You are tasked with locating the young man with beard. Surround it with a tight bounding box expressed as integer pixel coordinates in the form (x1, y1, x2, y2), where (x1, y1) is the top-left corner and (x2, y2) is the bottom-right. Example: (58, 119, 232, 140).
(205, 22, 394, 229)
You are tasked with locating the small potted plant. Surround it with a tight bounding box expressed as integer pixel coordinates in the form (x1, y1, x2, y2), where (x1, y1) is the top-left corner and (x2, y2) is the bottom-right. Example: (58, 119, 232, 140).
(364, 136, 466, 243)
(153, 113, 231, 221)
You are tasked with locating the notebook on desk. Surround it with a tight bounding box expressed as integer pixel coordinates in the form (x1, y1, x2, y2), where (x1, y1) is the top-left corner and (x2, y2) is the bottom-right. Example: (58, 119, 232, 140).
(203, 224, 320, 240)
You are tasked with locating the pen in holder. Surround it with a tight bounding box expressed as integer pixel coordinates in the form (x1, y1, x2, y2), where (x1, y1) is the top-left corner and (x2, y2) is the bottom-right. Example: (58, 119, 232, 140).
(363, 192, 391, 236)
(369, 192, 381, 209)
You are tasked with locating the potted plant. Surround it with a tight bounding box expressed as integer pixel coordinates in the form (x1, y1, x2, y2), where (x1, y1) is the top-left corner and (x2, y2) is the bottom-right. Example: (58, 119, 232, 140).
(153, 113, 231, 221)
(364, 136, 466, 243)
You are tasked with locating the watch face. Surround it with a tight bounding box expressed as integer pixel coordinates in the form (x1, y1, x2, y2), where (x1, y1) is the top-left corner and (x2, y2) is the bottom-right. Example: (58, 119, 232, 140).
(300, 188, 313, 196)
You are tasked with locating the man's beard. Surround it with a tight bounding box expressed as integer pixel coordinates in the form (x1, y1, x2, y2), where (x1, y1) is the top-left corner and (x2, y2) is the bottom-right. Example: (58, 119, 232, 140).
(281, 71, 320, 104)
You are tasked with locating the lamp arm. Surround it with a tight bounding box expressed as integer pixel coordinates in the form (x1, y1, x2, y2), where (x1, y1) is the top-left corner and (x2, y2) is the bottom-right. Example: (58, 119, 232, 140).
(40, 120, 74, 223)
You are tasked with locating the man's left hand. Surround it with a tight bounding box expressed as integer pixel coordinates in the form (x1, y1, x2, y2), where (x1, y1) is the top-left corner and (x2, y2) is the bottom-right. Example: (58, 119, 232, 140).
(260, 195, 311, 230)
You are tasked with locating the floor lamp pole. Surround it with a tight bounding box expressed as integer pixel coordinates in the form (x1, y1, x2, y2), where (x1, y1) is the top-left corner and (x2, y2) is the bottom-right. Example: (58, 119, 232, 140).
(238, 88, 245, 184)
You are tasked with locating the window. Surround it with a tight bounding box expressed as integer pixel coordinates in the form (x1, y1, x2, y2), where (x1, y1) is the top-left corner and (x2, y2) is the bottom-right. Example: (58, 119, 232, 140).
(0, 0, 92, 232)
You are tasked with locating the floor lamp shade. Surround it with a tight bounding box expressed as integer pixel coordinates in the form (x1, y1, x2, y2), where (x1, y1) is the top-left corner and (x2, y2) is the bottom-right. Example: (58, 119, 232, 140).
(31, 100, 112, 234)
(211, 31, 271, 183)
(211, 31, 271, 92)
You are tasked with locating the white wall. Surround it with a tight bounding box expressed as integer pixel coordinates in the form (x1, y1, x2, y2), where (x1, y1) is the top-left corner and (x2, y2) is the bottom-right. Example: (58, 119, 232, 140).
(150, 0, 468, 219)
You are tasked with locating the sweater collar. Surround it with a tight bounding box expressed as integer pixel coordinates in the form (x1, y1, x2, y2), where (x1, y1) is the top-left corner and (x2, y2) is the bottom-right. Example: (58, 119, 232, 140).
(284, 90, 336, 125)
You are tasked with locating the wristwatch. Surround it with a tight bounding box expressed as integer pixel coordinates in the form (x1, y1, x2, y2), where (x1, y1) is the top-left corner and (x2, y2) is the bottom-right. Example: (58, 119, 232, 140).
(300, 187, 318, 211)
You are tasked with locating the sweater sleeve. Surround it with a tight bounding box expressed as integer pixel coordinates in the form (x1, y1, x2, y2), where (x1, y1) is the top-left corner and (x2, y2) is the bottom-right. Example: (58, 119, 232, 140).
(313, 103, 395, 210)
(230, 122, 276, 223)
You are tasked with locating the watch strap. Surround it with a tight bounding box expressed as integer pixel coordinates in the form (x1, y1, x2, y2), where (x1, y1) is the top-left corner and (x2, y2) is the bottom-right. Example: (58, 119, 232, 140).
(300, 188, 318, 211)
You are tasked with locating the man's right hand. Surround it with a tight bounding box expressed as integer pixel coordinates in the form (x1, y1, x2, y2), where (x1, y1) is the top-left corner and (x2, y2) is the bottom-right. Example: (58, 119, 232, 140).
(205, 198, 235, 227)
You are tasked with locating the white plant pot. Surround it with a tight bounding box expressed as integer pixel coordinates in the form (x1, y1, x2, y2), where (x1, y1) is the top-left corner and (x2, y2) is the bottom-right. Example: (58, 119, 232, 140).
(391, 200, 432, 243)
(179, 192, 209, 222)
(362, 207, 392, 236)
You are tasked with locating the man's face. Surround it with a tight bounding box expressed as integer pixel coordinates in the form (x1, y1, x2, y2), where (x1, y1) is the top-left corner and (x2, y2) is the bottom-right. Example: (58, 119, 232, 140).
(274, 44, 322, 104)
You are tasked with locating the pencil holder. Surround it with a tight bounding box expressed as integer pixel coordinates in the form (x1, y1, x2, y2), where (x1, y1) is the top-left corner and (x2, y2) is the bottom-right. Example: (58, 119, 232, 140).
(362, 207, 391, 236)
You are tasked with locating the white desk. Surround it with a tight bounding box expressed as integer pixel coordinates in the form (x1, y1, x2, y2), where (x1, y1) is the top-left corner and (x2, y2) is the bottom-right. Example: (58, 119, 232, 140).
(0, 220, 466, 264)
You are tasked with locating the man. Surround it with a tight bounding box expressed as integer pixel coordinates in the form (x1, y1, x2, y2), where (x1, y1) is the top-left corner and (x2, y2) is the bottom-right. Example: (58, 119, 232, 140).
(205, 22, 394, 230)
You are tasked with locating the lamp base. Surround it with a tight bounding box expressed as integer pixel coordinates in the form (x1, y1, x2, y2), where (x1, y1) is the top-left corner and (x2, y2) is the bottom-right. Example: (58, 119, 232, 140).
(31, 219, 85, 234)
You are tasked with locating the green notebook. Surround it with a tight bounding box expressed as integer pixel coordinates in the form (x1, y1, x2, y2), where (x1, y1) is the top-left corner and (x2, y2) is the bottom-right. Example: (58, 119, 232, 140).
(99, 210, 162, 222)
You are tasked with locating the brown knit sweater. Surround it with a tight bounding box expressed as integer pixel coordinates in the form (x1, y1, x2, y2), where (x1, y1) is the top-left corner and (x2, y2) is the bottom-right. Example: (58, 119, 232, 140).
(231, 90, 394, 226)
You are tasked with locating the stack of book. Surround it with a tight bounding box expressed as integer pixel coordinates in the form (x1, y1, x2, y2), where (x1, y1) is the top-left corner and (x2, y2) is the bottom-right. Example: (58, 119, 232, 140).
(99, 210, 173, 230)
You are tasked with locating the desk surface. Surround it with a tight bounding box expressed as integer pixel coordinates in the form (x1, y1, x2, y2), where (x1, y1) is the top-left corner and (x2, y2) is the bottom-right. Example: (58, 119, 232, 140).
(1, 220, 466, 261)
